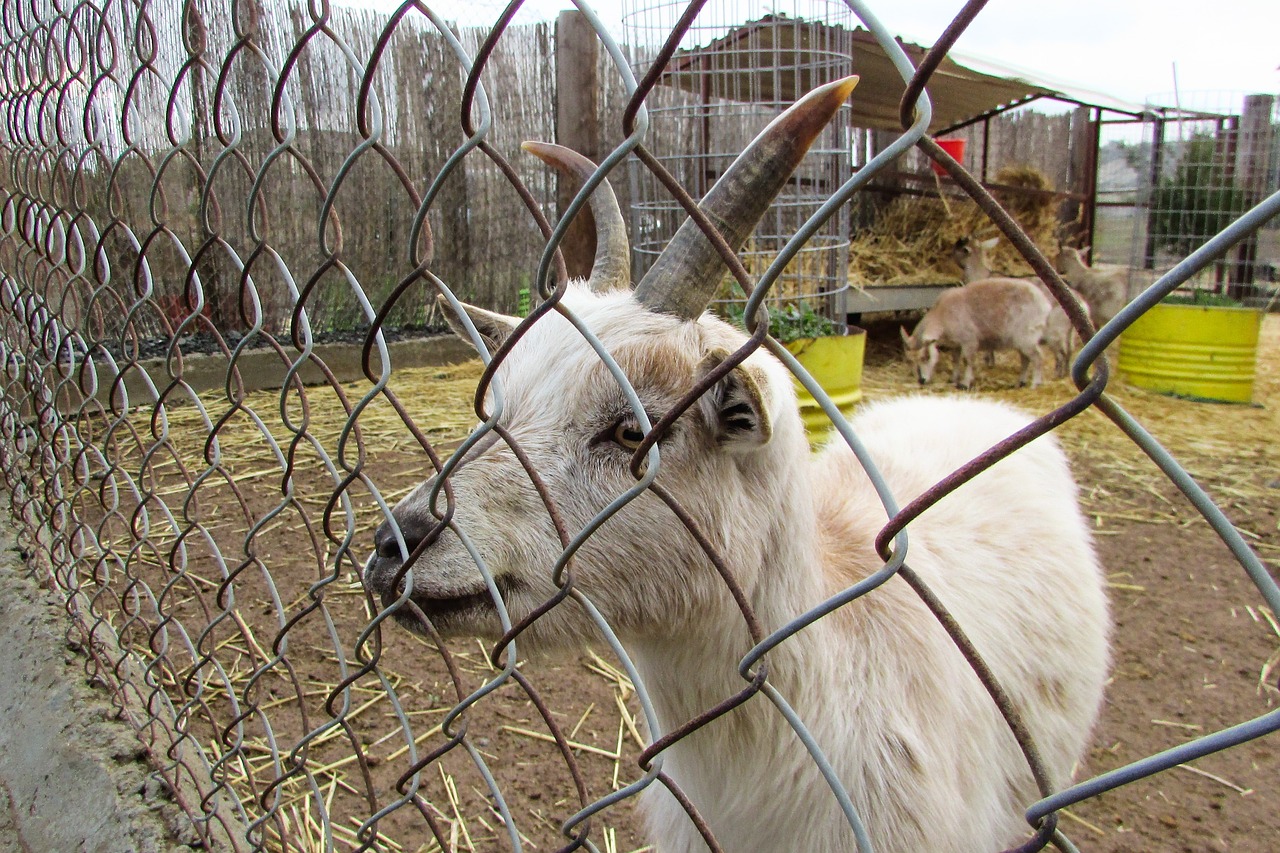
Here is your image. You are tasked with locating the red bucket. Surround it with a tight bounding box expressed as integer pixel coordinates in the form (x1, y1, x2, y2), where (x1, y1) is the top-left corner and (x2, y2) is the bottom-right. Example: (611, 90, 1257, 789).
(931, 138, 967, 176)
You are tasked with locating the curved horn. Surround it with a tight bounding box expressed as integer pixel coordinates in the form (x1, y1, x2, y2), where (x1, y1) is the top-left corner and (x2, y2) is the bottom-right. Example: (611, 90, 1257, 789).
(633, 76, 859, 319)
(522, 141, 630, 292)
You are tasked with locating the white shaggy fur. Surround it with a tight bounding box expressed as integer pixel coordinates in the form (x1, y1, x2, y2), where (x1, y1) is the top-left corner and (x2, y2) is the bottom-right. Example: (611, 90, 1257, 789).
(364, 285, 1111, 853)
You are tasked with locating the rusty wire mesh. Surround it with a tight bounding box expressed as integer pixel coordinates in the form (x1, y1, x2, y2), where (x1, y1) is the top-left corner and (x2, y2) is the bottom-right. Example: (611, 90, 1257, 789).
(0, 0, 1278, 851)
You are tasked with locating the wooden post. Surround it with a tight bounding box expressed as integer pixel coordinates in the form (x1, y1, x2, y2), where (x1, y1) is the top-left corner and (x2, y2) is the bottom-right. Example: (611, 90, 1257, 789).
(554, 10, 601, 281)
(1230, 94, 1275, 299)
(1063, 106, 1094, 251)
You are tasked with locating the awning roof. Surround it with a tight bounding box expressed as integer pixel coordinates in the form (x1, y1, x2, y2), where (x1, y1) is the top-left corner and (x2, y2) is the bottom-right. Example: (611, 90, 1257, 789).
(663, 20, 1153, 133)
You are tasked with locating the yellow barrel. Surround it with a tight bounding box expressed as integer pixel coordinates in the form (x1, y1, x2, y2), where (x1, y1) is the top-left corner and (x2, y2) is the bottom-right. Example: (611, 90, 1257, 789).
(784, 328, 867, 446)
(1118, 303, 1263, 403)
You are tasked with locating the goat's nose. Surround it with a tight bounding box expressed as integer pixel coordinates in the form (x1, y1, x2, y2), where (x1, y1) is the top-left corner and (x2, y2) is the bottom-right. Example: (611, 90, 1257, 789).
(373, 515, 432, 561)
(917, 375, 927, 385)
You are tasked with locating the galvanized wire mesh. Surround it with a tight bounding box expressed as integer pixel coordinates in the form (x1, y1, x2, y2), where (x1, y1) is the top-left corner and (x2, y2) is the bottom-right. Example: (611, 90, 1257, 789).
(624, 1, 853, 318)
(1133, 92, 1280, 298)
(0, 1, 1277, 852)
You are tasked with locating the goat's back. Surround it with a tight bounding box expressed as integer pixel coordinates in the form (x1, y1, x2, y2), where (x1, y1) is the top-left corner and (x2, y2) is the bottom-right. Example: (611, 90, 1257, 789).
(810, 396, 1109, 846)
(929, 278, 1050, 348)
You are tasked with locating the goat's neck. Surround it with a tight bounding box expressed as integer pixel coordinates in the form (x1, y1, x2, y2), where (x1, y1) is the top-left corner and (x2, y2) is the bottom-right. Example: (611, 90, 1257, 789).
(1064, 251, 1089, 276)
(629, 458, 838, 735)
(964, 255, 991, 282)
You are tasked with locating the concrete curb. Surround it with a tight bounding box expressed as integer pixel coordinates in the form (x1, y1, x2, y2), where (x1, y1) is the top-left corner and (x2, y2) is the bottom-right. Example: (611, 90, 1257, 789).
(73, 334, 477, 408)
(0, 536, 198, 853)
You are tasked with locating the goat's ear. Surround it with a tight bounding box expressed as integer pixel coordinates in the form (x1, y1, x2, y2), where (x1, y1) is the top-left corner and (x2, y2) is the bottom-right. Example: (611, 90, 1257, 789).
(899, 325, 916, 350)
(437, 294, 519, 354)
(979, 236, 999, 251)
(697, 349, 773, 448)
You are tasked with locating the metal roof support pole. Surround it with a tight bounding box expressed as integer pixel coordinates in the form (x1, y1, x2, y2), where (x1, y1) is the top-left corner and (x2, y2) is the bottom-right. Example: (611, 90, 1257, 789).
(1064, 105, 1092, 250)
(981, 115, 990, 183)
(1084, 107, 1103, 264)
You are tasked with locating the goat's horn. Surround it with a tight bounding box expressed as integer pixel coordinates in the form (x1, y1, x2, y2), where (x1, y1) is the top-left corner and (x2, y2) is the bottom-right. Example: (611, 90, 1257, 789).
(522, 141, 630, 292)
(633, 76, 858, 319)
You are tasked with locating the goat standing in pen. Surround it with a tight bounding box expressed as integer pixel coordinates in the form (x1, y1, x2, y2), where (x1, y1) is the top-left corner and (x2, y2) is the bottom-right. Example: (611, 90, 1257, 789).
(951, 236, 1094, 379)
(900, 276, 1053, 389)
(364, 79, 1110, 852)
(1055, 244, 1132, 330)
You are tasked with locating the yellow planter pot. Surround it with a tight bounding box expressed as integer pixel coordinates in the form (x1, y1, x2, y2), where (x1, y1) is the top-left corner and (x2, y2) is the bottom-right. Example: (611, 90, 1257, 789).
(1118, 302, 1263, 403)
(784, 328, 867, 446)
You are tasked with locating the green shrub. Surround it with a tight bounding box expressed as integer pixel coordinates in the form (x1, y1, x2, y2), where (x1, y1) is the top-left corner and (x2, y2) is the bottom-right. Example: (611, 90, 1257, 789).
(1161, 289, 1245, 308)
(1148, 134, 1248, 258)
(724, 301, 837, 341)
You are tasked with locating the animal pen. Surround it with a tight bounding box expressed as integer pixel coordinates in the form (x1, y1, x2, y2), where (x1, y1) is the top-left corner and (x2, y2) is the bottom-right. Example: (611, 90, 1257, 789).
(0, 0, 1277, 851)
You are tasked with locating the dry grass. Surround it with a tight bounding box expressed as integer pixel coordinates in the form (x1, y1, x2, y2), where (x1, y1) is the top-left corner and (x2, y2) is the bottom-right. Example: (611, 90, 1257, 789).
(103, 311, 1278, 852)
(848, 164, 1063, 288)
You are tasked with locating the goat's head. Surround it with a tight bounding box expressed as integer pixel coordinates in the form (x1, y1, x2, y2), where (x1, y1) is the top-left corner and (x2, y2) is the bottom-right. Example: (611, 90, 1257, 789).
(951, 235, 998, 279)
(898, 326, 940, 385)
(363, 78, 858, 648)
(1055, 243, 1089, 273)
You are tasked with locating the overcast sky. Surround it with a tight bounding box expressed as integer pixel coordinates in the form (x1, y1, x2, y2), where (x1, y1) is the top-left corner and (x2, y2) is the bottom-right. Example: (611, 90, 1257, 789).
(355, 0, 1278, 109)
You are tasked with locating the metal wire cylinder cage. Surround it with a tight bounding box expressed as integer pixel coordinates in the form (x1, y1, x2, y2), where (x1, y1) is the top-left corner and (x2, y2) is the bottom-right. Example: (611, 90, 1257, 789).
(623, 0, 854, 321)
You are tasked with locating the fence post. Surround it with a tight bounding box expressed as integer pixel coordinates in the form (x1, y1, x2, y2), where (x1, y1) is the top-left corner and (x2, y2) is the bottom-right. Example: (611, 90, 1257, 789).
(1142, 115, 1167, 271)
(1230, 94, 1275, 299)
(554, 10, 602, 281)
(1064, 106, 1096, 253)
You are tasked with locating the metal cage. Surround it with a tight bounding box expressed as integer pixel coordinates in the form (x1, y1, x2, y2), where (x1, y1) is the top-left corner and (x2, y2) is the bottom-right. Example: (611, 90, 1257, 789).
(623, 1, 854, 323)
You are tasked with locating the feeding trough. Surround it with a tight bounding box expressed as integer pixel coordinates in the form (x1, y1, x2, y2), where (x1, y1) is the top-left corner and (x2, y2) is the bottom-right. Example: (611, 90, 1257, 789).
(931, 137, 967, 176)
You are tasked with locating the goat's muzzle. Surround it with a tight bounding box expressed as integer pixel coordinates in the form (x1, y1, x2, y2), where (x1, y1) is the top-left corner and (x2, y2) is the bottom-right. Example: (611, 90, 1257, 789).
(364, 515, 513, 635)
(363, 515, 431, 600)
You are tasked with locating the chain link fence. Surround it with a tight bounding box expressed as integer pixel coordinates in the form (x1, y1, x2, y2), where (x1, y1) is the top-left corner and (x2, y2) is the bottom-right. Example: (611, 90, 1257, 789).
(0, 0, 1277, 851)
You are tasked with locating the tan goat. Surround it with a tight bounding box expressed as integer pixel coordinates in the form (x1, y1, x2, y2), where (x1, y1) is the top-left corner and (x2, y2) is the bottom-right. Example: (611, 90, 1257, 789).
(952, 236, 1093, 378)
(1054, 244, 1131, 329)
(901, 278, 1052, 389)
(364, 80, 1110, 853)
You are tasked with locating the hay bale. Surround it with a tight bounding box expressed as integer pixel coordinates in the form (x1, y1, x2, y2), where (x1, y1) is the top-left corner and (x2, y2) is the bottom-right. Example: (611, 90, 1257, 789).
(848, 164, 1062, 287)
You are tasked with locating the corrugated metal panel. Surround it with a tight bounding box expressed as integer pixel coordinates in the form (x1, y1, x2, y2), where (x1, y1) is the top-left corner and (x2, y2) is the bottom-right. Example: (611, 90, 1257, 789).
(663, 20, 1151, 132)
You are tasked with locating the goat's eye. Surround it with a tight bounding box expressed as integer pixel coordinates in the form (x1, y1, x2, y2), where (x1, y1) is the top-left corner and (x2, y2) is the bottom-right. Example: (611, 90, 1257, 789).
(613, 421, 646, 450)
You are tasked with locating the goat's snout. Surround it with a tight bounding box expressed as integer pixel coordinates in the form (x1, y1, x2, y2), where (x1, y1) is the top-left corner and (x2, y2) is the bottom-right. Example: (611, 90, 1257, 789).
(366, 513, 438, 598)
(372, 513, 436, 562)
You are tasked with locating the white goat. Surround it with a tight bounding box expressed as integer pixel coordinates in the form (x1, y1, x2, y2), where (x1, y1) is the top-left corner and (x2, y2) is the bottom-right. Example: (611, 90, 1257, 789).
(900, 278, 1052, 389)
(1054, 245, 1130, 329)
(952, 237, 1093, 378)
(365, 80, 1110, 853)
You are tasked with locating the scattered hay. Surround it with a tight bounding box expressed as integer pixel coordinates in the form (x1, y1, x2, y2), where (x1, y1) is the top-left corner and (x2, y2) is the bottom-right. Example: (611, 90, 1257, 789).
(88, 308, 1279, 851)
(848, 164, 1063, 288)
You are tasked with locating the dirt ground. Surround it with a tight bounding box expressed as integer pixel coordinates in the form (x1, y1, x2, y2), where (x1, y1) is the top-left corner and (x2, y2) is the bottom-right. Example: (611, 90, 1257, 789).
(48, 315, 1280, 852)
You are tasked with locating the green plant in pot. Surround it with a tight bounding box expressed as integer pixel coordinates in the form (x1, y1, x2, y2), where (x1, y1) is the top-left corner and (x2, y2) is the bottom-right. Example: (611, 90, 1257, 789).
(726, 301, 867, 444)
(1117, 288, 1263, 404)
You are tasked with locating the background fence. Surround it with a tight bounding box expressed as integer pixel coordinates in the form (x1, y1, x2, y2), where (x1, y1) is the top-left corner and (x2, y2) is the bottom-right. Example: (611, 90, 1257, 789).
(0, 0, 1278, 851)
